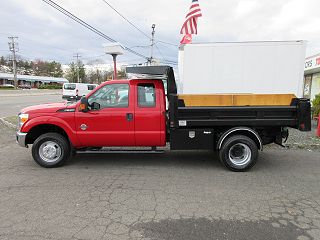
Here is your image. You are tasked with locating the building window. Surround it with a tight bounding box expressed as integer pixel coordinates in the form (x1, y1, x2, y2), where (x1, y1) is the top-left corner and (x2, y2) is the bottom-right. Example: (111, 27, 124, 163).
(311, 73, 320, 101)
(304, 75, 312, 99)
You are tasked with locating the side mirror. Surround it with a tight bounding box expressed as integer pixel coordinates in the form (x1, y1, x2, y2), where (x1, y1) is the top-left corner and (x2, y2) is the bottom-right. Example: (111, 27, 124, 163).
(92, 102, 101, 110)
(79, 96, 89, 112)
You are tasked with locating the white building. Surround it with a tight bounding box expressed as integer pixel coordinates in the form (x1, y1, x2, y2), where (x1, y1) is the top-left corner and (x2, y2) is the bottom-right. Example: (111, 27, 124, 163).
(0, 73, 68, 87)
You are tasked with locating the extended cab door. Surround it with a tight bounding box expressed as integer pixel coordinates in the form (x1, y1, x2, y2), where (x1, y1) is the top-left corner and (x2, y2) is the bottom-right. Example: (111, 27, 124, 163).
(134, 81, 166, 146)
(75, 82, 135, 147)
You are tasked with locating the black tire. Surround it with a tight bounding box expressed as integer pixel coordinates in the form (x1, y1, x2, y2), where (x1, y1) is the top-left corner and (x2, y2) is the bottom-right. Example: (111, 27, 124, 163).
(219, 135, 259, 172)
(71, 148, 77, 157)
(32, 133, 71, 168)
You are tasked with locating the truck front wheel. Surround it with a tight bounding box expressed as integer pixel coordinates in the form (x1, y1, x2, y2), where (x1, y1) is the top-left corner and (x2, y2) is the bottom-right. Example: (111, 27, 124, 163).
(32, 133, 70, 168)
(219, 135, 258, 171)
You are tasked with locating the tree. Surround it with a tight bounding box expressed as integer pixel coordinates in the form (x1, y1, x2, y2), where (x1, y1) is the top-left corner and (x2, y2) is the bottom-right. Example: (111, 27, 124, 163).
(17, 59, 32, 75)
(0, 56, 64, 77)
(66, 61, 86, 83)
(87, 69, 100, 84)
(32, 60, 48, 76)
(117, 69, 126, 79)
(0, 56, 6, 65)
(87, 69, 113, 84)
(312, 94, 320, 117)
(48, 61, 63, 77)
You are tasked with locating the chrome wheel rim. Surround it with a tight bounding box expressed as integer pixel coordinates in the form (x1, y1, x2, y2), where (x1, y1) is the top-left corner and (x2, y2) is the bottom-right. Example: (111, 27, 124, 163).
(228, 143, 251, 166)
(39, 141, 62, 163)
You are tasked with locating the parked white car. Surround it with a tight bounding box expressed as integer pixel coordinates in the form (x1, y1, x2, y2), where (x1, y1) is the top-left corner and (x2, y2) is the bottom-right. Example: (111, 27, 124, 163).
(62, 83, 98, 100)
(0, 84, 15, 89)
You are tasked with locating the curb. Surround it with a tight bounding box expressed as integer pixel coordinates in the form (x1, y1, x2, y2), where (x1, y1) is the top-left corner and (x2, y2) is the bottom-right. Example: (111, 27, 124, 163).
(0, 93, 61, 97)
(0, 118, 18, 130)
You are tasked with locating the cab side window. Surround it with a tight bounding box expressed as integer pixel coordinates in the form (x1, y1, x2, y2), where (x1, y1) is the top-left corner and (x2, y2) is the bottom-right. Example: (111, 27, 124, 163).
(137, 83, 156, 107)
(88, 84, 129, 109)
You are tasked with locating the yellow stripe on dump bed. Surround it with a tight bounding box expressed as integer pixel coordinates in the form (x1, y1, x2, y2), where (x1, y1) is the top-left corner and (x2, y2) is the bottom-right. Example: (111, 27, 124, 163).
(178, 94, 296, 107)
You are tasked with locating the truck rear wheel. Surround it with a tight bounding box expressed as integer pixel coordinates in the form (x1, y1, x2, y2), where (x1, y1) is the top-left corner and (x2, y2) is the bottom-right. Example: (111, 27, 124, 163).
(219, 135, 258, 171)
(32, 133, 70, 168)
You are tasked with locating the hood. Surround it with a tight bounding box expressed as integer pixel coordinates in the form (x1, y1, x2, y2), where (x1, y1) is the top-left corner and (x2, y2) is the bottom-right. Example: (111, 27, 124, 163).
(21, 102, 77, 114)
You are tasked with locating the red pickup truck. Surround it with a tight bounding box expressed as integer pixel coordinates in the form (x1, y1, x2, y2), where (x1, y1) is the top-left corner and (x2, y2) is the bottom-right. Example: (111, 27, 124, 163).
(16, 66, 311, 171)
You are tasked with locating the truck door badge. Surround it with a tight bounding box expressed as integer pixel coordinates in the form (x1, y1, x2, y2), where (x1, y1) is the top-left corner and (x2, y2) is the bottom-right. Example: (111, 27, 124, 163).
(80, 124, 87, 131)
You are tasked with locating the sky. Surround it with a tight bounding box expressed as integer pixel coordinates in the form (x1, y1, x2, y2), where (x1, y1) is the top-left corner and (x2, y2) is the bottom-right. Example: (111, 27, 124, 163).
(0, 0, 320, 66)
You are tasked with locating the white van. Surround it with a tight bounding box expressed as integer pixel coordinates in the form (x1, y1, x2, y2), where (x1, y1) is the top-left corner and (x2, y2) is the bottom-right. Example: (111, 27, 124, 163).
(62, 83, 98, 100)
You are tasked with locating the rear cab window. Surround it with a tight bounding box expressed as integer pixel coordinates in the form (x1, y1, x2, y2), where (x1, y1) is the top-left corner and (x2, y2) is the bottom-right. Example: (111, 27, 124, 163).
(64, 84, 76, 90)
(137, 83, 156, 107)
(87, 85, 97, 91)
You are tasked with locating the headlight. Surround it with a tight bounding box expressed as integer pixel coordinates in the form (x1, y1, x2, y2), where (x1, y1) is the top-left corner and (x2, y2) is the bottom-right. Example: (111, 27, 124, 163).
(19, 113, 29, 128)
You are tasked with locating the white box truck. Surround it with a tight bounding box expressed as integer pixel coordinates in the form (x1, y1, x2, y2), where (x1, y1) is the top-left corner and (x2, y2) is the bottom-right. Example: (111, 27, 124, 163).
(178, 41, 306, 97)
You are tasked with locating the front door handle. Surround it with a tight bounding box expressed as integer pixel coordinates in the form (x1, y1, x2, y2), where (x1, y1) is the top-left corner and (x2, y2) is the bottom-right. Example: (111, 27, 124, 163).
(126, 113, 133, 121)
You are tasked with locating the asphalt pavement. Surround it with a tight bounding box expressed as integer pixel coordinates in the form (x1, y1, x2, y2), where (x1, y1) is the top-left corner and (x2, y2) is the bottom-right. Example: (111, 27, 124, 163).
(1, 124, 320, 240)
(0, 90, 63, 117)
(0, 91, 320, 240)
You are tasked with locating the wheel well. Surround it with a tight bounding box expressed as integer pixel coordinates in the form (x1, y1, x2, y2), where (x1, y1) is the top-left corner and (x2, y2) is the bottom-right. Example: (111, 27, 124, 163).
(217, 128, 263, 151)
(26, 124, 69, 145)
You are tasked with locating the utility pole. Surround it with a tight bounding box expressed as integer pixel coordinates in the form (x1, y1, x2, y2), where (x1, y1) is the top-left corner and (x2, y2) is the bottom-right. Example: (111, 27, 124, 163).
(149, 24, 156, 65)
(73, 53, 81, 83)
(8, 37, 19, 88)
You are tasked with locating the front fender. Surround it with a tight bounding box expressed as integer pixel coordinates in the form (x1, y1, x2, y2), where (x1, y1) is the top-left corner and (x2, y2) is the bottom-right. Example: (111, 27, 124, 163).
(21, 115, 81, 146)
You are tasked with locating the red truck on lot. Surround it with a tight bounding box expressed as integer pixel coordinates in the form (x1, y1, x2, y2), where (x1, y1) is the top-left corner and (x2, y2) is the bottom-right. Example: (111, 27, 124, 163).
(16, 66, 311, 171)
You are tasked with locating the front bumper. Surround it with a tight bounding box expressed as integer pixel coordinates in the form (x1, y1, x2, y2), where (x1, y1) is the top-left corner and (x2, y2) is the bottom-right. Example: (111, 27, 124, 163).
(16, 131, 27, 147)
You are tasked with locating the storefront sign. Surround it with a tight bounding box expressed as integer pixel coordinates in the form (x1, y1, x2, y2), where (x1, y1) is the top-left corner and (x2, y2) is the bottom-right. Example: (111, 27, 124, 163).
(305, 54, 320, 71)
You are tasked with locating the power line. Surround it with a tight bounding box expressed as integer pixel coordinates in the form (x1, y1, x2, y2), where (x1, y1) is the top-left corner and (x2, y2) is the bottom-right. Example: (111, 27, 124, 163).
(18, 41, 75, 54)
(157, 41, 179, 47)
(100, 0, 178, 47)
(163, 59, 178, 63)
(161, 57, 178, 64)
(162, 61, 178, 65)
(101, 0, 151, 40)
(154, 43, 178, 64)
(19, 40, 111, 62)
(155, 43, 166, 61)
(129, 45, 150, 49)
(81, 54, 106, 60)
(42, 0, 149, 60)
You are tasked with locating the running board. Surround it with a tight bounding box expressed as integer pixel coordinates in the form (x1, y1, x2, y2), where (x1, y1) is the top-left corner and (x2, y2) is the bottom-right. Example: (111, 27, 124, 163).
(77, 148, 165, 154)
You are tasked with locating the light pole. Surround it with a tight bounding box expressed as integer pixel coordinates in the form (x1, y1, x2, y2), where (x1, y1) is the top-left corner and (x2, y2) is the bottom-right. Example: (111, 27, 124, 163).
(111, 54, 118, 80)
(104, 43, 124, 80)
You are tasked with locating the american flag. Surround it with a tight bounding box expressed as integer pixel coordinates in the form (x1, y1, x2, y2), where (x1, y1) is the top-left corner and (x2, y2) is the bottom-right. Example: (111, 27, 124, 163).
(180, 0, 202, 35)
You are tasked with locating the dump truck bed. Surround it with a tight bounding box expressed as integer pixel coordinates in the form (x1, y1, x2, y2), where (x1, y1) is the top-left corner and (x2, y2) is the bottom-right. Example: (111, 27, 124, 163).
(169, 95, 311, 131)
(178, 94, 297, 107)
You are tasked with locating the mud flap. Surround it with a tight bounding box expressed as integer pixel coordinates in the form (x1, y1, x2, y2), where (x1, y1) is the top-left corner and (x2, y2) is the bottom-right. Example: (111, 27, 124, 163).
(274, 128, 289, 147)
